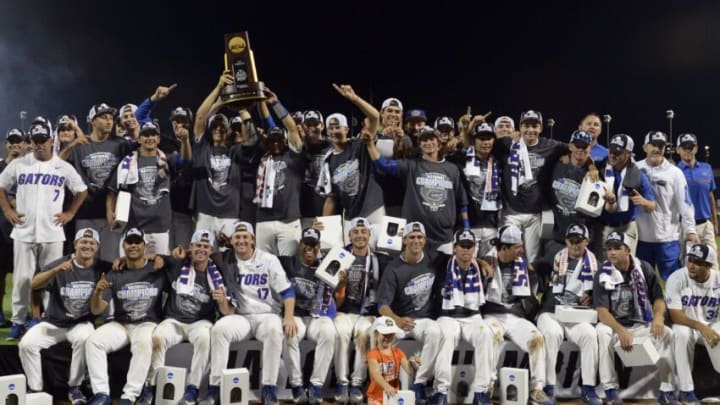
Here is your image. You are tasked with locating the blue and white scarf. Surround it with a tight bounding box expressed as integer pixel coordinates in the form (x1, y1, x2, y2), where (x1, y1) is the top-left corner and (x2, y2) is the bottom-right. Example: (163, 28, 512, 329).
(177, 257, 228, 299)
(442, 256, 485, 311)
(465, 147, 500, 211)
(487, 256, 531, 303)
(599, 258, 653, 323)
(552, 248, 597, 297)
(509, 139, 532, 195)
(603, 164, 630, 212)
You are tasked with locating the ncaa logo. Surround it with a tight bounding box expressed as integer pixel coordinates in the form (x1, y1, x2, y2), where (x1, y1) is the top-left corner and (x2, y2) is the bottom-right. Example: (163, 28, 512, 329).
(460, 371, 466, 378)
(167, 372, 174, 379)
(509, 375, 515, 382)
(8, 383, 15, 391)
(233, 377, 240, 384)
(398, 399, 405, 405)
(339, 252, 346, 259)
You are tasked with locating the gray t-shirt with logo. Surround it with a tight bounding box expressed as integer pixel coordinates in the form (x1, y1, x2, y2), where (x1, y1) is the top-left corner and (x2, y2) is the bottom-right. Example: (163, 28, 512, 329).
(102, 262, 167, 324)
(376, 254, 437, 319)
(163, 257, 217, 323)
(191, 136, 244, 219)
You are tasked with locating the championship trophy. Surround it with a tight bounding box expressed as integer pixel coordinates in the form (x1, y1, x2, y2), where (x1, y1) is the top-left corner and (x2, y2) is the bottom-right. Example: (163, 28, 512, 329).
(221, 32, 266, 108)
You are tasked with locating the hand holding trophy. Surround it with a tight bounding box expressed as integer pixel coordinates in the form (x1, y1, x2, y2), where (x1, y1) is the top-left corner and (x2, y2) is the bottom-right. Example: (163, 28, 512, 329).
(220, 32, 266, 109)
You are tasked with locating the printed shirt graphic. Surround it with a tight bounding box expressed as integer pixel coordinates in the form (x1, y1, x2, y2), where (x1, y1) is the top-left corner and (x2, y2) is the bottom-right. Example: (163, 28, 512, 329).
(165, 259, 216, 323)
(666, 267, 720, 324)
(342, 256, 369, 313)
(415, 172, 452, 212)
(103, 264, 166, 324)
(209, 152, 232, 191)
(366, 347, 406, 401)
(376, 255, 436, 318)
(332, 158, 360, 197)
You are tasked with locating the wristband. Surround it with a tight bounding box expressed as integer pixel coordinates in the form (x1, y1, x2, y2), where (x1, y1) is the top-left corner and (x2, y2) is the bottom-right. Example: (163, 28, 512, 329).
(271, 102, 289, 120)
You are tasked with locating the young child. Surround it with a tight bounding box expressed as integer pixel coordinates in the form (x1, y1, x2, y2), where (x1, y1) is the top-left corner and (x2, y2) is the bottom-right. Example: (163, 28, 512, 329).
(366, 316, 413, 405)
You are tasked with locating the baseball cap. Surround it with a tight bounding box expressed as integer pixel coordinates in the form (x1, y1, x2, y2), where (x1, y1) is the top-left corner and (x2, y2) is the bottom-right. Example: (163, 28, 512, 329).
(520, 110, 543, 125)
(494, 116, 515, 129)
(605, 231, 628, 247)
(119, 103, 138, 117)
(190, 229, 216, 247)
(231, 221, 255, 236)
(29, 122, 54, 141)
(403, 222, 426, 237)
(565, 223, 589, 240)
(123, 228, 146, 244)
(373, 316, 404, 337)
(300, 227, 321, 245)
(267, 126, 287, 140)
(139, 121, 160, 135)
(325, 113, 348, 128)
(381, 97, 403, 112)
(418, 126, 439, 140)
(208, 113, 230, 129)
(644, 131, 668, 146)
(471, 122, 496, 138)
(348, 217, 371, 230)
(434, 116, 455, 131)
(406, 109, 427, 122)
(169, 106, 192, 122)
(56, 115, 76, 130)
(454, 229, 477, 246)
(569, 130, 593, 146)
(230, 116, 243, 129)
(87, 103, 117, 123)
(303, 110, 324, 126)
(608, 134, 634, 153)
(677, 133, 698, 148)
(5, 128, 24, 142)
(74, 228, 100, 244)
(498, 224, 523, 245)
(687, 243, 716, 265)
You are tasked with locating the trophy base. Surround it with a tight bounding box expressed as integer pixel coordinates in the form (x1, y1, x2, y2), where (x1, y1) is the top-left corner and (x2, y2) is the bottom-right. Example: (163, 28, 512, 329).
(220, 84, 266, 110)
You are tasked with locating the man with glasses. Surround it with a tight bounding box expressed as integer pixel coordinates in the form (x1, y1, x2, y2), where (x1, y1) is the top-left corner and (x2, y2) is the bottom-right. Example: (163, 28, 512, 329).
(0, 121, 88, 340)
(676, 133, 718, 252)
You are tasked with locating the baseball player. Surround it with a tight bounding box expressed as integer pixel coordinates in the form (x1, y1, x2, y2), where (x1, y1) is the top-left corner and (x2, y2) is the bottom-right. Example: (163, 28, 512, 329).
(435, 230, 495, 405)
(280, 228, 338, 405)
(85, 228, 168, 405)
(333, 217, 389, 404)
(593, 231, 677, 405)
(136, 230, 226, 405)
(18, 228, 108, 405)
(666, 243, 720, 405)
(375, 222, 444, 405)
(535, 224, 602, 405)
(198, 221, 297, 405)
(0, 121, 88, 340)
(481, 224, 553, 405)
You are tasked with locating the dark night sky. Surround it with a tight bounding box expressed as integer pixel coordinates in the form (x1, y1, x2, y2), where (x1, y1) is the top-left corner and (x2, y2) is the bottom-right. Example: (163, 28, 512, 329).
(2, 1, 720, 157)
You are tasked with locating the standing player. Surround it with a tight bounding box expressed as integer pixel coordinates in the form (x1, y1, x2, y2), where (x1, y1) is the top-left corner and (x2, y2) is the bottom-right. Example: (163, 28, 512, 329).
(0, 121, 88, 340)
(666, 243, 720, 405)
(85, 228, 168, 405)
(198, 222, 297, 405)
(18, 228, 108, 404)
(136, 230, 226, 405)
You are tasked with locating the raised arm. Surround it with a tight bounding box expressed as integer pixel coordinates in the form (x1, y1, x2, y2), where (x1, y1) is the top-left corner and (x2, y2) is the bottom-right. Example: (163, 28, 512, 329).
(264, 86, 301, 151)
(332, 83, 379, 135)
(194, 72, 234, 141)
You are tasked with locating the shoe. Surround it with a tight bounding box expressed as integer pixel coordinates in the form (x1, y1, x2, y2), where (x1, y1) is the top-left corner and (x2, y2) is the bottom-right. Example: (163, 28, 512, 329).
(580, 385, 602, 405)
(292, 386, 308, 405)
(678, 391, 701, 405)
(659, 391, 681, 405)
(335, 384, 349, 404)
(543, 385, 556, 403)
(262, 385, 279, 405)
(198, 385, 220, 405)
(430, 392, 447, 405)
(604, 389, 624, 405)
(412, 383, 427, 405)
(119, 400, 133, 405)
(6, 323, 24, 340)
(349, 385, 364, 404)
(136, 385, 155, 405)
(88, 394, 112, 405)
(308, 385, 323, 405)
(472, 391, 492, 405)
(529, 389, 554, 405)
(25, 318, 41, 330)
(68, 386, 88, 405)
(179, 385, 200, 405)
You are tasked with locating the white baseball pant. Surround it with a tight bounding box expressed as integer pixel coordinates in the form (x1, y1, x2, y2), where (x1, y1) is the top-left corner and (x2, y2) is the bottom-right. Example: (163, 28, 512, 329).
(209, 313, 283, 387)
(501, 211, 542, 262)
(536, 312, 598, 387)
(596, 322, 675, 392)
(147, 318, 212, 387)
(400, 318, 444, 390)
(195, 213, 237, 240)
(333, 313, 375, 386)
(18, 321, 94, 391)
(284, 316, 336, 387)
(436, 315, 495, 395)
(485, 313, 547, 391)
(76, 218, 123, 263)
(255, 219, 301, 256)
(471, 227, 499, 259)
(85, 321, 157, 401)
(12, 240, 63, 324)
(673, 323, 720, 391)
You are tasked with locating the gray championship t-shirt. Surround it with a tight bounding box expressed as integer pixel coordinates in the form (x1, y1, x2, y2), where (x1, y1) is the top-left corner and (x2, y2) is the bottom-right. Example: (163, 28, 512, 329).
(550, 161, 592, 242)
(256, 149, 306, 222)
(376, 254, 437, 319)
(301, 140, 332, 218)
(450, 153, 500, 229)
(103, 262, 167, 324)
(326, 139, 385, 218)
(164, 257, 217, 323)
(593, 258, 663, 326)
(191, 136, 244, 219)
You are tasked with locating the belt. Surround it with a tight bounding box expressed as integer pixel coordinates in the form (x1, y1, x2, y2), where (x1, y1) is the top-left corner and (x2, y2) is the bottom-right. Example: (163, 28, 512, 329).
(696, 218, 711, 225)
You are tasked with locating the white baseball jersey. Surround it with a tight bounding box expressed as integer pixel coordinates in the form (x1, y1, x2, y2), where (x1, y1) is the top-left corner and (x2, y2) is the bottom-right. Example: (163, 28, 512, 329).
(666, 267, 720, 324)
(0, 154, 87, 243)
(635, 158, 696, 242)
(230, 249, 292, 315)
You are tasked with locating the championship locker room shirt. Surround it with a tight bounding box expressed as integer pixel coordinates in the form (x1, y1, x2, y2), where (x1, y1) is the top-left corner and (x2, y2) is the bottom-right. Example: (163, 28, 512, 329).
(102, 262, 167, 324)
(666, 267, 720, 324)
(0, 153, 87, 243)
